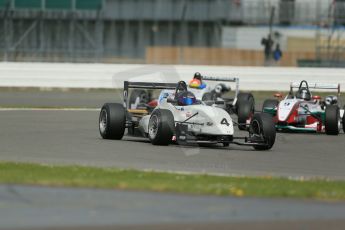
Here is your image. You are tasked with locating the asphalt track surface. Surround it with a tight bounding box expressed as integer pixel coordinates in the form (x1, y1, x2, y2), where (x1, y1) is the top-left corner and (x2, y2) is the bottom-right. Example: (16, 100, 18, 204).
(1, 184, 345, 230)
(0, 89, 117, 108)
(1, 89, 345, 229)
(0, 108, 344, 180)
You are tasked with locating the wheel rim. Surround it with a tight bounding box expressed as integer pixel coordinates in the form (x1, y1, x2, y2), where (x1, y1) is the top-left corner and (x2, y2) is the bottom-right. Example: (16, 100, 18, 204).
(251, 119, 261, 135)
(99, 109, 107, 134)
(338, 115, 341, 132)
(149, 114, 159, 139)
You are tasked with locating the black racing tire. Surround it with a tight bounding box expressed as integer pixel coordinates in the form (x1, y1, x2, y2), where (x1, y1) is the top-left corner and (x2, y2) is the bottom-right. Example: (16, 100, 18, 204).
(129, 89, 149, 109)
(236, 93, 255, 130)
(325, 105, 340, 135)
(251, 113, 276, 151)
(99, 103, 126, 140)
(148, 109, 175, 145)
(262, 99, 279, 113)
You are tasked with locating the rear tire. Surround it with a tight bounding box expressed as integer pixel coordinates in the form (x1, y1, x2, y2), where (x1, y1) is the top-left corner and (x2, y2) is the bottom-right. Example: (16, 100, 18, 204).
(251, 113, 276, 151)
(262, 99, 279, 114)
(148, 109, 175, 145)
(99, 103, 126, 140)
(325, 105, 340, 135)
(236, 93, 255, 130)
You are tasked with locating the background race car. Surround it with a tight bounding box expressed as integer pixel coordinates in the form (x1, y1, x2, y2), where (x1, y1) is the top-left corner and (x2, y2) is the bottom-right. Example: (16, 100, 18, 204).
(262, 80, 345, 135)
(100, 81, 276, 150)
(128, 73, 255, 131)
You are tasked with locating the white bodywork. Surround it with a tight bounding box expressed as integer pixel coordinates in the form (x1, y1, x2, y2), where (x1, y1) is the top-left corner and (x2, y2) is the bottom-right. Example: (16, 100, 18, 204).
(277, 98, 327, 122)
(139, 99, 234, 136)
(277, 99, 298, 121)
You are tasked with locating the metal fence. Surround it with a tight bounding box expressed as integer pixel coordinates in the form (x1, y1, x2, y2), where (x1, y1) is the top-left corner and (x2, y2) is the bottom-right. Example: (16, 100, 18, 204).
(0, 0, 344, 65)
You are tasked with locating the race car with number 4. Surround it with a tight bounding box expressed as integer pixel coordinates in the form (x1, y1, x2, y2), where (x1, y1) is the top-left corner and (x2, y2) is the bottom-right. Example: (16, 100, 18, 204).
(99, 81, 276, 150)
(262, 80, 345, 135)
(128, 73, 255, 131)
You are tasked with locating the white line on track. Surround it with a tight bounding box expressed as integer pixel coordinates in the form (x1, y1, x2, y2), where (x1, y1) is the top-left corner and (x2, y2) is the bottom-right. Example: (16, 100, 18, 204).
(0, 108, 100, 111)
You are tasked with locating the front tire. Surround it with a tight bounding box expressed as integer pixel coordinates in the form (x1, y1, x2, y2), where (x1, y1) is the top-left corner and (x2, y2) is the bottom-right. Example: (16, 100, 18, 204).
(250, 113, 276, 150)
(148, 109, 175, 145)
(236, 93, 255, 130)
(325, 105, 340, 135)
(99, 103, 126, 140)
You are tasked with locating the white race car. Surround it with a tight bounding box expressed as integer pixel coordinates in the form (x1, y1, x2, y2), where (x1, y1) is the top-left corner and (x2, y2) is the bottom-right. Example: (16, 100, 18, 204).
(99, 81, 276, 150)
(128, 74, 255, 131)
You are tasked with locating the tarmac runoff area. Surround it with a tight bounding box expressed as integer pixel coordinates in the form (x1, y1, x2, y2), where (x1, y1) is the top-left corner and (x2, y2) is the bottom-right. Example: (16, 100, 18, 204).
(1, 184, 345, 230)
(1, 89, 345, 229)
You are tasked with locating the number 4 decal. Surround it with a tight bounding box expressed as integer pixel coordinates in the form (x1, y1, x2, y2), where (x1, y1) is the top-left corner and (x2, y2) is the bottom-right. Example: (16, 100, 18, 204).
(221, 118, 230, 126)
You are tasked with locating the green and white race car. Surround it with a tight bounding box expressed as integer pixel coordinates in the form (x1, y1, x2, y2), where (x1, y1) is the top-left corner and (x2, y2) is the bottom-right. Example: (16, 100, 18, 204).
(262, 80, 345, 135)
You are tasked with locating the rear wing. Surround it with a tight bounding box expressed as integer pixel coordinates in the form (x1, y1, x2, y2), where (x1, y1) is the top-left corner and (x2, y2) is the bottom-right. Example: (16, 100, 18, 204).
(290, 82, 341, 95)
(202, 76, 240, 98)
(123, 81, 177, 109)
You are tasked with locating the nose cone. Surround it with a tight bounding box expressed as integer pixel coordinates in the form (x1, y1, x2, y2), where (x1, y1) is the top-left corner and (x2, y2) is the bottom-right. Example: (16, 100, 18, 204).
(278, 99, 298, 121)
(191, 105, 234, 135)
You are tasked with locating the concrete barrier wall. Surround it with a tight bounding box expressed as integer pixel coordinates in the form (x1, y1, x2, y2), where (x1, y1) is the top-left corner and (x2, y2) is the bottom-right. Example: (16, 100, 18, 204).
(0, 62, 344, 91)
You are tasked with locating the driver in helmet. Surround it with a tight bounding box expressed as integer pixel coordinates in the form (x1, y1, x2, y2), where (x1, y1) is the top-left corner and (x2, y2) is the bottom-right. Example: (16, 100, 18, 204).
(177, 91, 197, 106)
(296, 87, 311, 101)
(189, 72, 207, 89)
(214, 83, 230, 96)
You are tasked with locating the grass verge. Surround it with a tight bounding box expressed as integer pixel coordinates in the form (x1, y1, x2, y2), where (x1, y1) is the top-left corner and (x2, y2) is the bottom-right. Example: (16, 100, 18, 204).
(1, 162, 345, 200)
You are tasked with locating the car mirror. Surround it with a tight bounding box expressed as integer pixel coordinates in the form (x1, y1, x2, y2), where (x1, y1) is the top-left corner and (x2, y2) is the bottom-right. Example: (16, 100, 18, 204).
(312, 95, 321, 100)
(274, 93, 282, 99)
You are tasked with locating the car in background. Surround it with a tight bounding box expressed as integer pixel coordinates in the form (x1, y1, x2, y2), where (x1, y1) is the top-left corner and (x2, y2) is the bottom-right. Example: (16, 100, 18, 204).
(262, 80, 345, 135)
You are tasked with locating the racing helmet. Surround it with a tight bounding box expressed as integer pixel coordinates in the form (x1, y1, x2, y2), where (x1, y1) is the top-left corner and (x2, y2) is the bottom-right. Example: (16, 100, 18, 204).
(194, 72, 202, 81)
(177, 91, 197, 106)
(189, 78, 202, 89)
(214, 83, 230, 94)
(325, 95, 338, 105)
(189, 72, 206, 89)
(296, 87, 311, 101)
(176, 81, 188, 93)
